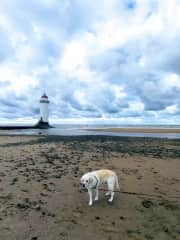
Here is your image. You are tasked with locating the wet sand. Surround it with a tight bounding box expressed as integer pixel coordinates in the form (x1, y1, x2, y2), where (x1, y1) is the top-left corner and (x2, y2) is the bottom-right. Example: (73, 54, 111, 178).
(89, 127, 180, 133)
(0, 135, 180, 240)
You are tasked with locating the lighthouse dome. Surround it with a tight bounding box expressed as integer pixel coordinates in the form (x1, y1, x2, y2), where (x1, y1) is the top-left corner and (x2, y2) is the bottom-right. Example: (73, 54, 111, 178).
(41, 93, 48, 99)
(40, 93, 49, 103)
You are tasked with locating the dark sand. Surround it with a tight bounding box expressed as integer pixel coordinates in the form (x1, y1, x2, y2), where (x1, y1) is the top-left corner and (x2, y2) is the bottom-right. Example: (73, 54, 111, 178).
(0, 135, 180, 240)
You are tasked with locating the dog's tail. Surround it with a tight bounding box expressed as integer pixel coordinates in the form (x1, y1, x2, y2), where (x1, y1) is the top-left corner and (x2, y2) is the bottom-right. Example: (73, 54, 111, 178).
(115, 174, 119, 190)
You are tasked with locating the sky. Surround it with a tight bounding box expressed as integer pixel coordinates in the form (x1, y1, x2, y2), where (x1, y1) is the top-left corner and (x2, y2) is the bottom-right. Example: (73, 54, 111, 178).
(0, 0, 180, 125)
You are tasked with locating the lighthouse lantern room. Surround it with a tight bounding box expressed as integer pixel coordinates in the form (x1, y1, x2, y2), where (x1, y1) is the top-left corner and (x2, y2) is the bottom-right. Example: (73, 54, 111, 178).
(40, 93, 49, 123)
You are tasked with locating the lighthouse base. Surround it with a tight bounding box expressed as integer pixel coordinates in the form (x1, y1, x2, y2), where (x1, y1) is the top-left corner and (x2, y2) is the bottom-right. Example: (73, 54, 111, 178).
(34, 119, 52, 129)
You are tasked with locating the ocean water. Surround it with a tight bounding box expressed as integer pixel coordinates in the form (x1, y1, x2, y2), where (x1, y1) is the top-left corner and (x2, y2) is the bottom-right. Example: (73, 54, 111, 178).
(0, 124, 180, 139)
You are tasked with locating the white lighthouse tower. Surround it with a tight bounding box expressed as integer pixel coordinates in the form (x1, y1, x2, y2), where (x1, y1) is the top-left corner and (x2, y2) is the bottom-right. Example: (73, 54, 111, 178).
(39, 93, 49, 124)
(35, 93, 51, 129)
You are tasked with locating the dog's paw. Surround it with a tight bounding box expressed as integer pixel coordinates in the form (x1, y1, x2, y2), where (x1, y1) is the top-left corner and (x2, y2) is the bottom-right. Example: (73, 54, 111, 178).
(94, 197, 99, 201)
(108, 198, 114, 202)
(105, 192, 110, 196)
(88, 202, 93, 207)
(108, 198, 114, 203)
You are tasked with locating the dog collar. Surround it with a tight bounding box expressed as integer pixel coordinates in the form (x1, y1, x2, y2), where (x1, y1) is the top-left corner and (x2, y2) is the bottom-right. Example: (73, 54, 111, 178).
(92, 175, 99, 189)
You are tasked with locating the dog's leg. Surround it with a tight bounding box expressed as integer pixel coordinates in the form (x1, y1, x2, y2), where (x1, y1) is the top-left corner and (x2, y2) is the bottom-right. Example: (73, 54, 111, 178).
(109, 191, 115, 202)
(107, 177, 115, 202)
(94, 188, 99, 201)
(88, 189, 93, 206)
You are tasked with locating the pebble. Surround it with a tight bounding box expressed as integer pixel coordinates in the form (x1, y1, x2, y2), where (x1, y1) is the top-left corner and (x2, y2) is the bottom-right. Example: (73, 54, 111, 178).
(142, 200, 153, 208)
(31, 237, 38, 240)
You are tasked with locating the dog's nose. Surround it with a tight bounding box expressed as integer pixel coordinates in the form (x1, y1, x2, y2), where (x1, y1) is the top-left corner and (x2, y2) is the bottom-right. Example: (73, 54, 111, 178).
(82, 184, 85, 188)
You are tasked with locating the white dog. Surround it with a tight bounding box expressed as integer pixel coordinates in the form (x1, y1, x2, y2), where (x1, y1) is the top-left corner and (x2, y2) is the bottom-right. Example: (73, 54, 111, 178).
(80, 169, 119, 206)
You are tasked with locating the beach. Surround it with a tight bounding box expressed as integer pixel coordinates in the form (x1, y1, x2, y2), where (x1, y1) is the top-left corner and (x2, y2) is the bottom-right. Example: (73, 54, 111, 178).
(0, 135, 180, 240)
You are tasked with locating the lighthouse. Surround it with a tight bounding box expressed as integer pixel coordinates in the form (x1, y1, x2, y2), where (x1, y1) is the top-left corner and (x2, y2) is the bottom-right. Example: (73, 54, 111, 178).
(39, 93, 49, 123)
(35, 93, 51, 128)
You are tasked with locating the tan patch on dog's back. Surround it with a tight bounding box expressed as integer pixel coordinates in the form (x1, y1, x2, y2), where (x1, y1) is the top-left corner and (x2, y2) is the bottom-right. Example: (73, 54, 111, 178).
(96, 169, 116, 182)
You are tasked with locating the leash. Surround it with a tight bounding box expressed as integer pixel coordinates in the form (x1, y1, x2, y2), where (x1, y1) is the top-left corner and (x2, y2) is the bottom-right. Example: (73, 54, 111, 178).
(99, 188, 180, 201)
(92, 175, 99, 189)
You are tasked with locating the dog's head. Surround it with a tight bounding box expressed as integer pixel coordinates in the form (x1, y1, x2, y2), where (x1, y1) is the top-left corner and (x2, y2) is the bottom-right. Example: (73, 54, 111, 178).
(80, 173, 94, 189)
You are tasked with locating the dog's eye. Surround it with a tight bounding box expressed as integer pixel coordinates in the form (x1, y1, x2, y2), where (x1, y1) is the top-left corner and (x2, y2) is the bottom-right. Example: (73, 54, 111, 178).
(86, 180, 88, 183)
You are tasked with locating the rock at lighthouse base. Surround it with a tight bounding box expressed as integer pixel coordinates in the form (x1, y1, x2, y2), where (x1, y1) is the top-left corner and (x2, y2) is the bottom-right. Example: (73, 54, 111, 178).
(34, 119, 53, 129)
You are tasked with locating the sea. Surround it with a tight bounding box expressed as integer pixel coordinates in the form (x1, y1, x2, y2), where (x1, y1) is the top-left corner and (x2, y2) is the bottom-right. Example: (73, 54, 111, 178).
(1, 124, 180, 139)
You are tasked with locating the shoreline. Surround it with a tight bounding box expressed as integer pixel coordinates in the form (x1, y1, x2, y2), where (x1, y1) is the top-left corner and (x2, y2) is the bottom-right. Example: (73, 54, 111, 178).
(1, 125, 180, 139)
(0, 120, 53, 130)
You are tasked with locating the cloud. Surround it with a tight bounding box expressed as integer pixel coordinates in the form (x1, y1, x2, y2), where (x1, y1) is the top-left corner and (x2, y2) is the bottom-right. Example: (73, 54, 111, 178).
(0, 0, 180, 124)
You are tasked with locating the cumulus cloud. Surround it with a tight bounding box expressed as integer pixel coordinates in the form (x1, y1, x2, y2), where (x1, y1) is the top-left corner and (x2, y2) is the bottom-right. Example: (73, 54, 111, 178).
(0, 0, 180, 124)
